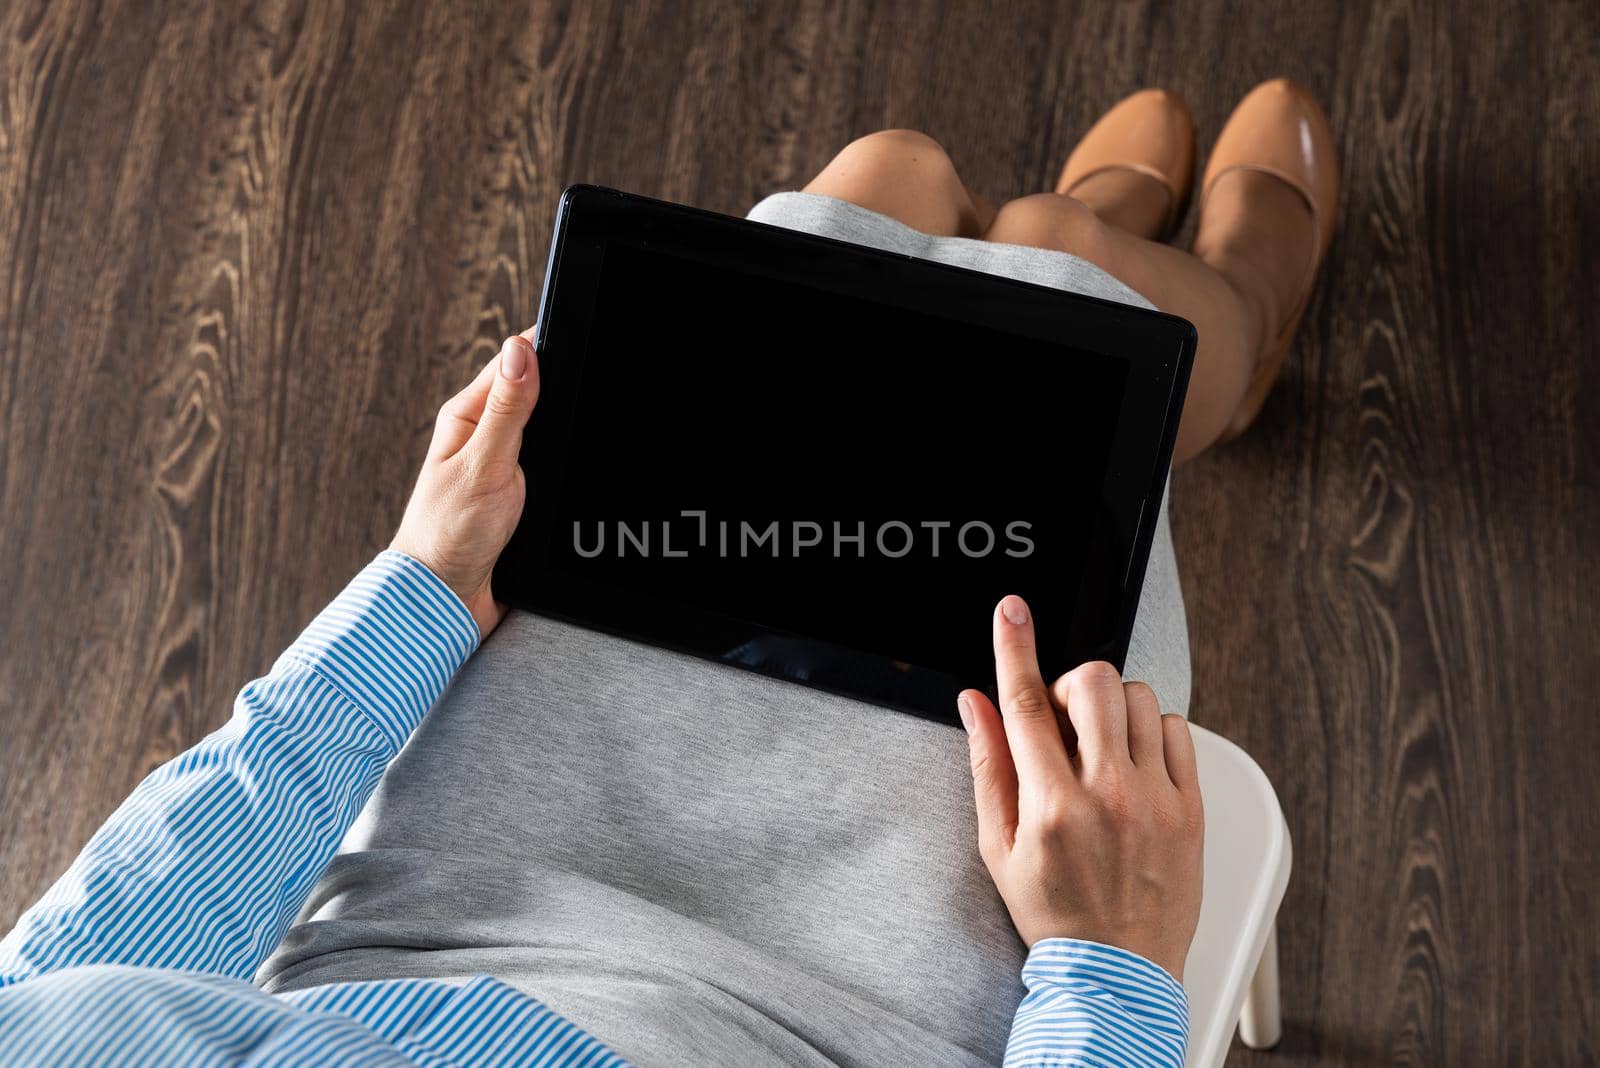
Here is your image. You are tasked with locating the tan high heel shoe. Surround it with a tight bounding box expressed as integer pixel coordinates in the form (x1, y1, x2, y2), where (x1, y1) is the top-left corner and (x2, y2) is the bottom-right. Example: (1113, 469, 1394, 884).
(1058, 88, 1197, 241)
(1197, 78, 1340, 440)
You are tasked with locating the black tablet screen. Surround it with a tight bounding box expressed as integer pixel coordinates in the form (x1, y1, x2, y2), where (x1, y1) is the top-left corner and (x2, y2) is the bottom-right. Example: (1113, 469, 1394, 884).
(541, 239, 1129, 697)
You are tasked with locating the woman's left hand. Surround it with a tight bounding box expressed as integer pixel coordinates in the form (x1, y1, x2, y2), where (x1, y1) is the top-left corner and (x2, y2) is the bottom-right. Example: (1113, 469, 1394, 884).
(390, 330, 540, 638)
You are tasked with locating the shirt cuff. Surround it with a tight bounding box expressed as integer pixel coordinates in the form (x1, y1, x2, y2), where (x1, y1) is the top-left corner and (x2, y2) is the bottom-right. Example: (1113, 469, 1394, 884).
(274, 550, 480, 752)
(1013, 937, 1189, 1067)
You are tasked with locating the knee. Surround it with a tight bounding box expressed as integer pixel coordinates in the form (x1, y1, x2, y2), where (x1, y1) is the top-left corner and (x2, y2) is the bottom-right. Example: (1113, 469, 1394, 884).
(807, 128, 976, 235)
(837, 128, 955, 171)
(822, 129, 963, 195)
(984, 193, 1113, 262)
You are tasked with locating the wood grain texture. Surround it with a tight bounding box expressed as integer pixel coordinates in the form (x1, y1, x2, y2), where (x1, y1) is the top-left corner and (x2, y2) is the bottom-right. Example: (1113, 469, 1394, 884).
(0, 1, 1594, 1062)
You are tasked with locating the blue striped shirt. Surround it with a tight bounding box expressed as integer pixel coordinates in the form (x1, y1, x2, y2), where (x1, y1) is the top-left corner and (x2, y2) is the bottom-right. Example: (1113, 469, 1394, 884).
(0, 551, 1187, 1066)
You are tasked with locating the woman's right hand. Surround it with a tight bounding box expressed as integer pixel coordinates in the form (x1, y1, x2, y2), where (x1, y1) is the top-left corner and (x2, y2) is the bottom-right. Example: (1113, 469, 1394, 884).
(958, 595, 1204, 980)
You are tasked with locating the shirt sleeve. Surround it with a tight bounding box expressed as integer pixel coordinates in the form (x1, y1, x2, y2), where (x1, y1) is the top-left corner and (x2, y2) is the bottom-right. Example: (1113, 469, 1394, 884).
(0, 551, 479, 987)
(1003, 937, 1190, 1068)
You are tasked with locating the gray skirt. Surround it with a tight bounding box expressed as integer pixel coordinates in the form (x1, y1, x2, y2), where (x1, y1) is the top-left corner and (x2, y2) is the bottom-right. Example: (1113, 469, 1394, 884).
(258, 193, 1192, 1068)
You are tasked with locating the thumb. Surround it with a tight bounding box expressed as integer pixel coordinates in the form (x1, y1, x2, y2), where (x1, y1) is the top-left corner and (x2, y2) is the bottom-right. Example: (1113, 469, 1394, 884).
(468, 335, 540, 468)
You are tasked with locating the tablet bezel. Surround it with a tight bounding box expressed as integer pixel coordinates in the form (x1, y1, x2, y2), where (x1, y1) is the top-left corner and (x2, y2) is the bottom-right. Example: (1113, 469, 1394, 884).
(493, 184, 1196, 725)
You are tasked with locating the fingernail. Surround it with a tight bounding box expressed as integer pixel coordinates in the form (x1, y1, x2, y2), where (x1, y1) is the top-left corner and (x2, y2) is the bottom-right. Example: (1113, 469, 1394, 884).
(1000, 595, 1028, 625)
(501, 337, 529, 381)
(957, 693, 976, 733)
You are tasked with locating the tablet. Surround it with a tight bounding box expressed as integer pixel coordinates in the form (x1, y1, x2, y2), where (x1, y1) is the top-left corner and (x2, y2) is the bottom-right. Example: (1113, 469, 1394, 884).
(493, 185, 1195, 726)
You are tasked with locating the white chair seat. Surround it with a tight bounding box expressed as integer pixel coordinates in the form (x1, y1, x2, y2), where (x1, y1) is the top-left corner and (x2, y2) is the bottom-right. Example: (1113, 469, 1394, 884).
(1182, 724, 1292, 1067)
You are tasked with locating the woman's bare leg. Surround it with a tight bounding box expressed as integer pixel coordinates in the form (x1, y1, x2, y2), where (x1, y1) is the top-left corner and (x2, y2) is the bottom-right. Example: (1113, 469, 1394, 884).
(800, 129, 1314, 465)
(986, 175, 1313, 464)
(802, 130, 996, 236)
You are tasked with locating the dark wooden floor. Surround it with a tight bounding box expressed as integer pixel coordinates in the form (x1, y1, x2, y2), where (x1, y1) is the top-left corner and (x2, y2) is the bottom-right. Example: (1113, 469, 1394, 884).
(2, 0, 1595, 1062)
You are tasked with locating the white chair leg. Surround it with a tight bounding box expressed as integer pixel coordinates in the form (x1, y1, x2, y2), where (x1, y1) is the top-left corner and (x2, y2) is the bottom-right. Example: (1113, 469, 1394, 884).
(1238, 922, 1283, 1049)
